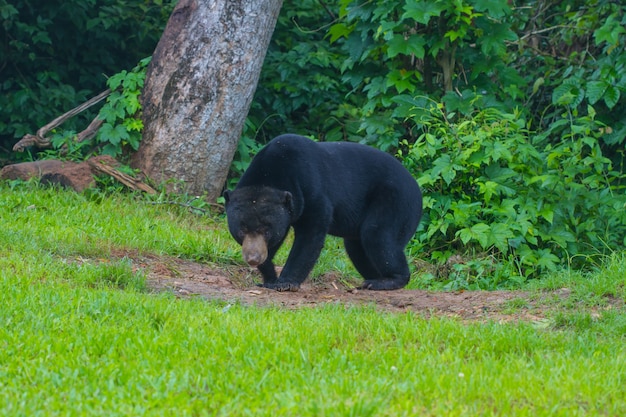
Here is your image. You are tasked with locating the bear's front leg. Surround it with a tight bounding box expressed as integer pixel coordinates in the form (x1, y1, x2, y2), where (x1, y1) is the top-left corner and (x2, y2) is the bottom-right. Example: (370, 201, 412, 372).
(263, 224, 327, 292)
(259, 262, 300, 291)
(257, 259, 278, 284)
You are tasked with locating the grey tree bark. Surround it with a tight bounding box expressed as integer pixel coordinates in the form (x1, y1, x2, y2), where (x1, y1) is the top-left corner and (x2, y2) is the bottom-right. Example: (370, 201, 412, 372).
(133, 0, 283, 200)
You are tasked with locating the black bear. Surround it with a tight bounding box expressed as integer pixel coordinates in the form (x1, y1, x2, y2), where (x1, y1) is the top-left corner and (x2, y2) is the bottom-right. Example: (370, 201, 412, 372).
(224, 134, 422, 291)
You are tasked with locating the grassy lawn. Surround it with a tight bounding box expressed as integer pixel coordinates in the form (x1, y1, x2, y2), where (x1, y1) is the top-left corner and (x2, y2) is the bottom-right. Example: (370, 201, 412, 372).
(1, 183, 625, 416)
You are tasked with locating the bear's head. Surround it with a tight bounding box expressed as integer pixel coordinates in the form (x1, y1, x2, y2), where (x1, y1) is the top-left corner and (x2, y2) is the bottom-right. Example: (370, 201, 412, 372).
(224, 186, 294, 267)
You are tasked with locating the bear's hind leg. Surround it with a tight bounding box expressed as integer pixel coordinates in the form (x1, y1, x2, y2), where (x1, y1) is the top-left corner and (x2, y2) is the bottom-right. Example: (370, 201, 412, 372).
(344, 238, 381, 281)
(358, 254, 410, 290)
(357, 222, 411, 290)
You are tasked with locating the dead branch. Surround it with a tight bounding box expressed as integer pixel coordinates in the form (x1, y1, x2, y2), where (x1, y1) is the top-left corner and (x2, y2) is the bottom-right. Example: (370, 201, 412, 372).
(13, 89, 111, 152)
(76, 116, 105, 142)
(87, 158, 157, 194)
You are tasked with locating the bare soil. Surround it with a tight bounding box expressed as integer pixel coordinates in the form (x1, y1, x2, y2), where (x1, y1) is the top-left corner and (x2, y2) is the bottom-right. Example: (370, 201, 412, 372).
(118, 252, 569, 322)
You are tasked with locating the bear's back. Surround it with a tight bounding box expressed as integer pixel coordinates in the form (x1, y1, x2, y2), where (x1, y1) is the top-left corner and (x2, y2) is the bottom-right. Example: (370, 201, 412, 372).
(238, 134, 420, 204)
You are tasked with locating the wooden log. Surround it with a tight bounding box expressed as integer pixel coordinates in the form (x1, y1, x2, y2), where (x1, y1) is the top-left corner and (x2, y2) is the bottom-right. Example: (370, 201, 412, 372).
(1, 155, 155, 194)
(0, 160, 95, 192)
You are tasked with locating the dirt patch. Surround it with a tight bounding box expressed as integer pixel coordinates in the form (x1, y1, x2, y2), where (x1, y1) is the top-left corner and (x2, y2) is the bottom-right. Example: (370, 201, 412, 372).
(115, 252, 558, 322)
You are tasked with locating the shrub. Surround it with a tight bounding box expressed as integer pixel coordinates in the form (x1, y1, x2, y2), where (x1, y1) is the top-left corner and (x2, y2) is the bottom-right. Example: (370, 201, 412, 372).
(402, 101, 626, 289)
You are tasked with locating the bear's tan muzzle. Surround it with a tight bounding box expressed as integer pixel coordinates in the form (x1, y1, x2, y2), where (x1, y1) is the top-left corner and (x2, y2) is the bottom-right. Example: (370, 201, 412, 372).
(242, 234, 268, 267)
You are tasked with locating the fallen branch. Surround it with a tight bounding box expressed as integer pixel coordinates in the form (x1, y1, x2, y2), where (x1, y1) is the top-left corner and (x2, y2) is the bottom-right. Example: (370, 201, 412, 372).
(13, 89, 111, 152)
(76, 116, 105, 142)
(88, 158, 157, 194)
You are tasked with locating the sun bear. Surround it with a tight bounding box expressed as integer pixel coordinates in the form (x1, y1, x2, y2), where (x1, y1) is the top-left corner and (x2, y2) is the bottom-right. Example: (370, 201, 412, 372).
(224, 134, 422, 291)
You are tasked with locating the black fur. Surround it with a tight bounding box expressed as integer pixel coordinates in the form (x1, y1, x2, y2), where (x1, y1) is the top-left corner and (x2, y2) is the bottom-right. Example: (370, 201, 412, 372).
(224, 134, 422, 291)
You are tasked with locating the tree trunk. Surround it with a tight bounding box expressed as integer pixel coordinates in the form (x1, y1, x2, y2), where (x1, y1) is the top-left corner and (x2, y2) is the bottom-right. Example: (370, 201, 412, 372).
(133, 0, 283, 200)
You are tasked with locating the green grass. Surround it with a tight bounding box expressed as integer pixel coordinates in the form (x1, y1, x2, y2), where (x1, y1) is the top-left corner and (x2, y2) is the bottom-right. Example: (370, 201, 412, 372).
(1, 183, 625, 416)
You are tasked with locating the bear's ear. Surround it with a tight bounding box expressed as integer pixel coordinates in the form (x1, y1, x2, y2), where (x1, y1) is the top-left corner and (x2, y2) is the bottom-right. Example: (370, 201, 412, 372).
(223, 190, 232, 203)
(283, 191, 294, 213)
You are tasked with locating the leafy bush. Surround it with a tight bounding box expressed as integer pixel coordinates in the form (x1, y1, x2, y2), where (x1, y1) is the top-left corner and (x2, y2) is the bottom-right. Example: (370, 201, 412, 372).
(324, 0, 519, 150)
(322, 0, 626, 156)
(245, 0, 352, 145)
(515, 0, 626, 150)
(40, 58, 149, 161)
(95, 57, 150, 158)
(402, 101, 626, 289)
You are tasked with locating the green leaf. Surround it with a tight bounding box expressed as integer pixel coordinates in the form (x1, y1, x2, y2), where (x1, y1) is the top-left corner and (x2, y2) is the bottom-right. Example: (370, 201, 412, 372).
(532, 77, 544, 94)
(489, 140, 513, 162)
(98, 123, 115, 142)
(100, 143, 120, 157)
(123, 118, 143, 132)
(32, 31, 52, 46)
(604, 85, 620, 109)
(99, 124, 129, 146)
(112, 124, 130, 142)
(544, 228, 576, 248)
(445, 29, 464, 43)
(122, 74, 140, 91)
(387, 34, 426, 59)
(86, 18, 100, 30)
(0, 4, 18, 19)
(387, 34, 408, 58)
(126, 132, 141, 150)
(535, 249, 559, 271)
(123, 91, 141, 115)
(402, 1, 445, 25)
(478, 22, 517, 56)
(107, 71, 127, 90)
(486, 223, 515, 253)
(586, 81, 608, 105)
(472, 0, 511, 19)
(98, 104, 120, 124)
(594, 15, 626, 46)
(386, 70, 417, 94)
(431, 154, 459, 185)
(457, 223, 490, 248)
(478, 180, 499, 204)
(552, 79, 585, 108)
(328, 23, 353, 43)
(538, 206, 554, 224)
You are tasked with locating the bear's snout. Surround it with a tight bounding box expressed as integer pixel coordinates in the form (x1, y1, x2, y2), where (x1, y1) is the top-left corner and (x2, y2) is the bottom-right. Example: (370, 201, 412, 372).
(242, 234, 268, 267)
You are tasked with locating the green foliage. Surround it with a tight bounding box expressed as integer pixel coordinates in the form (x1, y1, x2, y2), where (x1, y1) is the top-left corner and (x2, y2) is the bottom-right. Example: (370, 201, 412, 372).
(0, 0, 174, 156)
(512, 0, 626, 152)
(244, 0, 361, 150)
(96, 57, 150, 157)
(314, 0, 626, 155)
(44, 130, 93, 161)
(322, 0, 519, 148)
(403, 103, 626, 288)
(35, 58, 149, 162)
